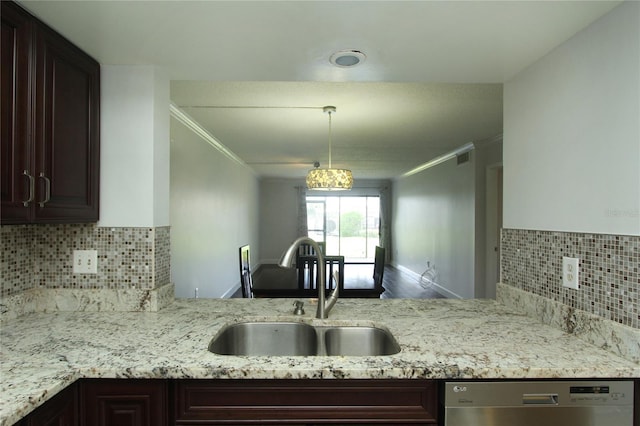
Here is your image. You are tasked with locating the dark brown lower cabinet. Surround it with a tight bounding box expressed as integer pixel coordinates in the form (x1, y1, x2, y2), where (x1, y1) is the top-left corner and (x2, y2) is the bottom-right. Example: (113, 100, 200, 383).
(17, 378, 640, 425)
(80, 379, 168, 426)
(18, 379, 437, 425)
(20, 382, 78, 426)
(173, 379, 438, 425)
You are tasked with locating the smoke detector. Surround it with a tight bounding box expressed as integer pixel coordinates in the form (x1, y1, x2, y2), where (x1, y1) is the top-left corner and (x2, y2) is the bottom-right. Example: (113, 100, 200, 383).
(330, 50, 366, 68)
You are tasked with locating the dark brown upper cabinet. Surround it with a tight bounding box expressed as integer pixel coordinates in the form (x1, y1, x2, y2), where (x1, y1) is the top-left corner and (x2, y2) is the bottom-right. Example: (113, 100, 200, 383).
(1, 1, 100, 224)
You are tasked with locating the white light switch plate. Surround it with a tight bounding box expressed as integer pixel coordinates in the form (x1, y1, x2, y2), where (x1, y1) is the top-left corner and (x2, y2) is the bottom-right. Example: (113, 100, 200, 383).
(73, 250, 98, 274)
(562, 256, 579, 290)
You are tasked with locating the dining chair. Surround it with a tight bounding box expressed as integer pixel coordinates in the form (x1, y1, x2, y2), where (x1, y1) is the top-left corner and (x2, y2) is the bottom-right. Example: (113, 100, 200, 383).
(296, 241, 326, 289)
(238, 245, 253, 298)
(373, 245, 386, 294)
(340, 247, 385, 298)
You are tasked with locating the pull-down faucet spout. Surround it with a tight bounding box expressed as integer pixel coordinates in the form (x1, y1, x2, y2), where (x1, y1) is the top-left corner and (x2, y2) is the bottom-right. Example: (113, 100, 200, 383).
(278, 237, 338, 319)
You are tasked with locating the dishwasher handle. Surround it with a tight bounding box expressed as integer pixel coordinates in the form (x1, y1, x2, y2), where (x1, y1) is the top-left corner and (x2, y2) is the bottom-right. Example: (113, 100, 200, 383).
(522, 393, 559, 405)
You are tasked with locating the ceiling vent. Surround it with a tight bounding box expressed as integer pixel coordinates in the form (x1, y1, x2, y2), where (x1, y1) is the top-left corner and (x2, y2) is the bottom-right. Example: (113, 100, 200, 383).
(456, 151, 470, 166)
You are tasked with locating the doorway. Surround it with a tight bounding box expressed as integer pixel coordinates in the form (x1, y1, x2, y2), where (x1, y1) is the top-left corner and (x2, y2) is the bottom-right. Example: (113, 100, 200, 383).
(485, 165, 503, 298)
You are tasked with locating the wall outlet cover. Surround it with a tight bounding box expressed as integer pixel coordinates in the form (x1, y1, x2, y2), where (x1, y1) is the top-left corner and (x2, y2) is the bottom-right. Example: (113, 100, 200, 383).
(562, 256, 579, 290)
(73, 249, 98, 274)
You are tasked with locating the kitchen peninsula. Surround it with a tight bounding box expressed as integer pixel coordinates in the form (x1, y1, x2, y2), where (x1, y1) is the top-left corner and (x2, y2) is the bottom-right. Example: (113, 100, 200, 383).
(1, 296, 638, 425)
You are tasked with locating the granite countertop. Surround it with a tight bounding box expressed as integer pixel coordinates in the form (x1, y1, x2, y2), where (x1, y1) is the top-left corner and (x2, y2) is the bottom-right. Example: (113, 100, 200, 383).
(1, 297, 639, 425)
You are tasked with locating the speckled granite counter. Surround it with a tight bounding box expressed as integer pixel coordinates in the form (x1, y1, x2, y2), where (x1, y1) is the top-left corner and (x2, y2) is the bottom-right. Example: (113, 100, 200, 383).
(1, 298, 638, 425)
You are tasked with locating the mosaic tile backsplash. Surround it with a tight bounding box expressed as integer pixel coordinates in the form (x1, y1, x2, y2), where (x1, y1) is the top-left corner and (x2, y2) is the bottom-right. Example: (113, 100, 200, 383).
(501, 229, 639, 330)
(1, 224, 171, 297)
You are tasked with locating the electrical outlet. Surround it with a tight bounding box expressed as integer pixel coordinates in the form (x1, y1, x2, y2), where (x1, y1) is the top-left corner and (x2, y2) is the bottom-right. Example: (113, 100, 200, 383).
(73, 250, 98, 274)
(562, 256, 579, 289)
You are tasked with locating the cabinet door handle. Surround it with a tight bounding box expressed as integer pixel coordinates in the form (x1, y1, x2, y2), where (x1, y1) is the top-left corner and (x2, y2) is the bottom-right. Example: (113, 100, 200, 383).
(22, 170, 35, 207)
(38, 173, 51, 207)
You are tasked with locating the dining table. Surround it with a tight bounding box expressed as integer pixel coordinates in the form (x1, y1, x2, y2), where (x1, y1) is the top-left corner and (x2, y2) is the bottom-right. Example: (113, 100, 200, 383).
(251, 255, 383, 298)
(251, 255, 344, 298)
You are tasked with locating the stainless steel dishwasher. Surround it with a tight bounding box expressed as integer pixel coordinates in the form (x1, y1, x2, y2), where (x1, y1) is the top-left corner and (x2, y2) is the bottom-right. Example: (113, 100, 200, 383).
(442, 380, 634, 426)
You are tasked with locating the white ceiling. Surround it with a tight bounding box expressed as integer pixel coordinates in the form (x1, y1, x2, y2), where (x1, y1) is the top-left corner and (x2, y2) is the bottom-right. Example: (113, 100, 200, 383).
(19, 0, 621, 179)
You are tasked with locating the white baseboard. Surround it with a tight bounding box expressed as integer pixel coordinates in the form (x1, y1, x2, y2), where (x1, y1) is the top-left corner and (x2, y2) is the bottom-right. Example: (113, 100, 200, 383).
(221, 282, 241, 299)
(392, 263, 462, 299)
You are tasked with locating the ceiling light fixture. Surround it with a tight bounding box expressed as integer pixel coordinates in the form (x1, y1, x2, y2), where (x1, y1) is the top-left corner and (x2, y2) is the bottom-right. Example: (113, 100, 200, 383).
(306, 106, 353, 191)
(330, 50, 366, 68)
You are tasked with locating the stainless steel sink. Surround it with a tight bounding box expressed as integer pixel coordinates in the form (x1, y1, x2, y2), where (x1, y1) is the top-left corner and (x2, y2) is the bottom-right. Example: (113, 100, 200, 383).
(322, 326, 401, 356)
(208, 322, 400, 356)
(208, 322, 318, 356)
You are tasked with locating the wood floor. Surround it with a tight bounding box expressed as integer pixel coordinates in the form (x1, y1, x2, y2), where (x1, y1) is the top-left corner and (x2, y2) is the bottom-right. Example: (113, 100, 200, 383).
(344, 264, 445, 299)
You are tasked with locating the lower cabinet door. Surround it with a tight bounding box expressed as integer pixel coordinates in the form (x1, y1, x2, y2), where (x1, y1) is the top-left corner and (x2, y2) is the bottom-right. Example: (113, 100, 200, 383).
(80, 379, 167, 426)
(173, 379, 438, 425)
(22, 382, 77, 426)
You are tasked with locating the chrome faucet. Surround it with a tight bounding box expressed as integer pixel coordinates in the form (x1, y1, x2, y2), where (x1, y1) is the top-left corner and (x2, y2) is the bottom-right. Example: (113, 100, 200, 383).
(278, 237, 339, 319)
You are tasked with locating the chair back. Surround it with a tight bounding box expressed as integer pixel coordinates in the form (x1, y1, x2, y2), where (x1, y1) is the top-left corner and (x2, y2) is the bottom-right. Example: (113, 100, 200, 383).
(239, 245, 253, 298)
(298, 241, 325, 257)
(296, 241, 326, 290)
(373, 246, 386, 291)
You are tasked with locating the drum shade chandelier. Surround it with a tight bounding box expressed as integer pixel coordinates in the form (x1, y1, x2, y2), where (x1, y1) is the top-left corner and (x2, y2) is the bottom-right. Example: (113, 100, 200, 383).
(306, 106, 353, 191)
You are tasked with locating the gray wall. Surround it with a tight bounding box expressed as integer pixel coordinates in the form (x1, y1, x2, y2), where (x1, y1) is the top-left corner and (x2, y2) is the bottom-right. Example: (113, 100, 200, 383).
(503, 1, 639, 236)
(259, 178, 304, 264)
(391, 139, 502, 299)
(392, 153, 475, 298)
(170, 116, 260, 298)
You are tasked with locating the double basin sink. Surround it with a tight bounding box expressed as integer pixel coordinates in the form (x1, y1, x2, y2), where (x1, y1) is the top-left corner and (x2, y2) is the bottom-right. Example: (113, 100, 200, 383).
(209, 321, 400, 357)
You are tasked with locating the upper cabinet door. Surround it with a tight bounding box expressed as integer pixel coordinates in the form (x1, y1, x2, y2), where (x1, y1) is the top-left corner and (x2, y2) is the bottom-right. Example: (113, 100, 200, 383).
(1, 2, 33, 223)
(33, 23, 100, 223)
(0, 1, 100, 225)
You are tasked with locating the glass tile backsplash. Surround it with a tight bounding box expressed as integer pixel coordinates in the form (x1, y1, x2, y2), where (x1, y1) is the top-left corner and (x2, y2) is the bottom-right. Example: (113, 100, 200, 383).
(501, 229, 639, 329)
(1, 224, 170, 297)
(3, 224, 637, 330)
